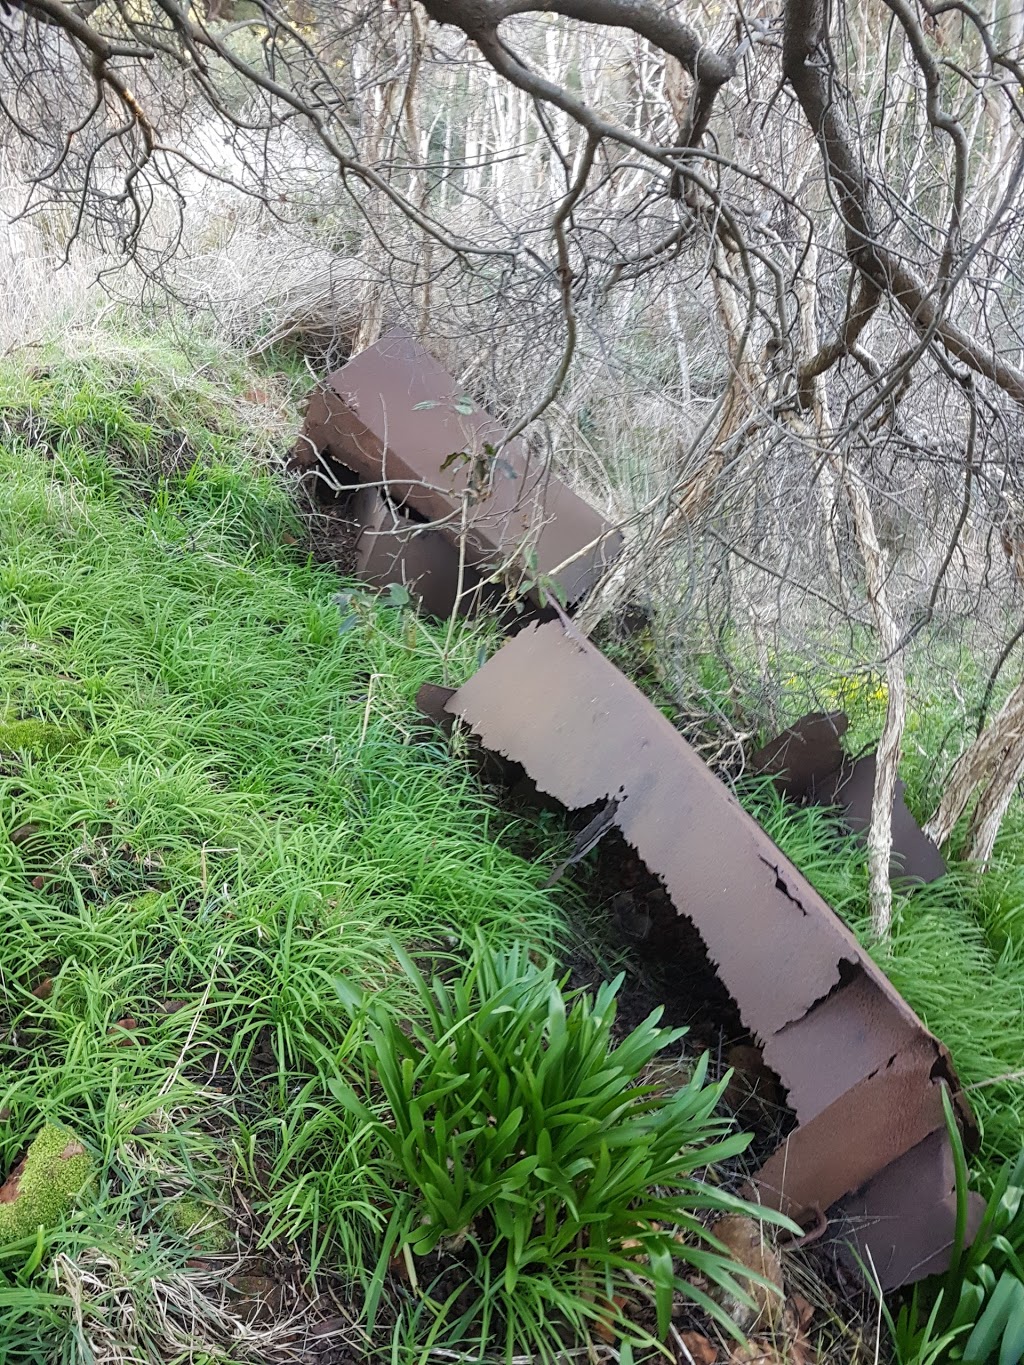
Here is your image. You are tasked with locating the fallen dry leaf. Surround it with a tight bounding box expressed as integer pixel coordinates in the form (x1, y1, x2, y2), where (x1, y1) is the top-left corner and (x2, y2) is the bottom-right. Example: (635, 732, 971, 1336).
(0, 1156, 28, 1204)
(593, 1295, 628, 1344)
(709, 1215, 785, 1331)
(107, 1018, 138, 1045)
(676, 1330, 717, 1365)
(789, 1328, 815, 1365)
(388, 1250, 410, 1282)
(790, 1294, 814, 1333)
(310, 1316, 349, 1337)
(728, 1343, 787, 1365)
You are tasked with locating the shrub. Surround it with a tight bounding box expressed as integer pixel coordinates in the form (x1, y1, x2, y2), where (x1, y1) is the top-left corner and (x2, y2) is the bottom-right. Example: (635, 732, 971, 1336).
(331, 941, 795, 1359)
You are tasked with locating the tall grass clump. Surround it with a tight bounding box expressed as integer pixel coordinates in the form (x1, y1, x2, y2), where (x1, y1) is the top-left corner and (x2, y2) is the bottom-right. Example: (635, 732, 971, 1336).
(323, 940, 795, 1360)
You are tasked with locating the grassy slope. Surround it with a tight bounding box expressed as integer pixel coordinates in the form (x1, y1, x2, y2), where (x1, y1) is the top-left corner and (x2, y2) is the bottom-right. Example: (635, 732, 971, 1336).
(0, 345, 564, 1362)
(3, 337, 1024, 1359)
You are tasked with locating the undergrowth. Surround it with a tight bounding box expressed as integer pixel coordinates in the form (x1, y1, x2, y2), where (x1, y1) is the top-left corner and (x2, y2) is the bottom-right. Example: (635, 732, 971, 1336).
(0, 345, 566, 1362)
(5, 337, 1023, 1364)
(329, 941, 795, 1360)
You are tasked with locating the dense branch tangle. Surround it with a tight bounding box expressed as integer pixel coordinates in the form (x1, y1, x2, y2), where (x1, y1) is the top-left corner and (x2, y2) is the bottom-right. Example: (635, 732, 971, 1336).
(4, 0, 1024, 888)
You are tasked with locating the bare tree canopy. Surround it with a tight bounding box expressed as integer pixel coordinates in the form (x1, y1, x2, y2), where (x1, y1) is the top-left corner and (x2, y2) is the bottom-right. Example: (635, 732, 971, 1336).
(5, 0, 1024, 917)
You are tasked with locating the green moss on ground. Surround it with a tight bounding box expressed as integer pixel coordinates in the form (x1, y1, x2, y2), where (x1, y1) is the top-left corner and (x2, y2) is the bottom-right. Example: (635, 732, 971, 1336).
(170, 1196, 234, 1253)
(0, 719, 77, 759)
(0, 1125, 94, 1245)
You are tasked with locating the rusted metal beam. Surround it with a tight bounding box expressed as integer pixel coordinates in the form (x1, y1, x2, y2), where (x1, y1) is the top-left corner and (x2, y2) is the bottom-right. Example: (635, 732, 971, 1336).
(300, 329, 623, 615)
(439, 620, 979, 1287)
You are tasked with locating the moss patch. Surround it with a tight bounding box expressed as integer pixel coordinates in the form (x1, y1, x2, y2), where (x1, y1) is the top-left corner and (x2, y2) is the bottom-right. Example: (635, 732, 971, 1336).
(0, 719, 78, 759)
(0, 1124, 95, 1245)
(170, 1196, 234, 1253)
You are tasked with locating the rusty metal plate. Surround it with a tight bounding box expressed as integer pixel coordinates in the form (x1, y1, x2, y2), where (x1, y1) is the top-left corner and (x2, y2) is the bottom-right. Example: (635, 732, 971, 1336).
(749, 711, 849, 800)
(761, 966, 930, 1119)
(301, 329, 623, 607)
(754, 1033, 949, 1216)
(834, 1128, 985, 1289)
(751, 714, 947, 885)
(441, 619, 976, 1285)
(817, 754, 948, 885)
(350, 487, 481, 620)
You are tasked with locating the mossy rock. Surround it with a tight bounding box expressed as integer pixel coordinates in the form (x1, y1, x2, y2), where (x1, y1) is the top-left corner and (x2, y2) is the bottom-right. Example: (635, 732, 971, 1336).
(0, 1124, 95, 1245)
(0, 719, 78, 759)
(170, 1196, 234, 1253)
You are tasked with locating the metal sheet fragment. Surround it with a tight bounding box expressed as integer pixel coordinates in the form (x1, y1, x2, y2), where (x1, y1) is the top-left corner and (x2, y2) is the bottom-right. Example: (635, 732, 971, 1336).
(442, 619, 976, 1285)
(762, 968, 926, 1119)
(754, 1035, 948, 1216)
(834, 1129, 986, 1290)
(817, 754, 948, 885)
(350, 486, 480, 620)
(752, 713, 946, 885)
(414, 683, 457, 734)
(300, 329, 623, 609)
(749, 711, 849, 800)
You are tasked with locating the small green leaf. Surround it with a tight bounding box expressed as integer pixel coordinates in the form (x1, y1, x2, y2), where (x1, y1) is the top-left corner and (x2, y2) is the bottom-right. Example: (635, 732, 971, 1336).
(333, 976, 364, 1012)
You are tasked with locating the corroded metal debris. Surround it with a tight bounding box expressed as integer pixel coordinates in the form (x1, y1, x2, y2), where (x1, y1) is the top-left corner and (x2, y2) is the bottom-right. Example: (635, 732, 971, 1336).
(439, 620, 980, 1288)
(749, 711, 849, 800)
(752, 712, 947, 885)
(817, 753, 948, 885)
(299, 329, 622, 615)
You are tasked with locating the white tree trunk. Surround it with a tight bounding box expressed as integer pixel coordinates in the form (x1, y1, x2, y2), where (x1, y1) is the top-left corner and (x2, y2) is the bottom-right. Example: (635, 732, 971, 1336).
(924, 678, 1024, 862)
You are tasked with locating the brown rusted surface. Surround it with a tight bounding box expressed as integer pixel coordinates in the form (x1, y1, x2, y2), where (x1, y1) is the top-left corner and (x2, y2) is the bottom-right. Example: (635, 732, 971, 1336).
(833, 1128, 985, 1288)
(751, 715, 947, 885)
(441, 620, 976, 1286)
(415, 683, 457, 730)
(349, 487, 483, 620)
(817, 754, 948, 885)
(748, 712, 848, 800)
(761, 966, 926, 1118)
(300, 328, 622, 608)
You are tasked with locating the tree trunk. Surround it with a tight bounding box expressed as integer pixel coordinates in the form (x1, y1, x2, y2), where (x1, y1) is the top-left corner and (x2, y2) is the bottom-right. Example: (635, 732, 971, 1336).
(924, 678, 1024, 863)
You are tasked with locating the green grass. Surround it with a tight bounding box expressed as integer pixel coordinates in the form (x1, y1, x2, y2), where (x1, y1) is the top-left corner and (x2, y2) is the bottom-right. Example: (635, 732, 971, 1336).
(0, 347, 565, 1361)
